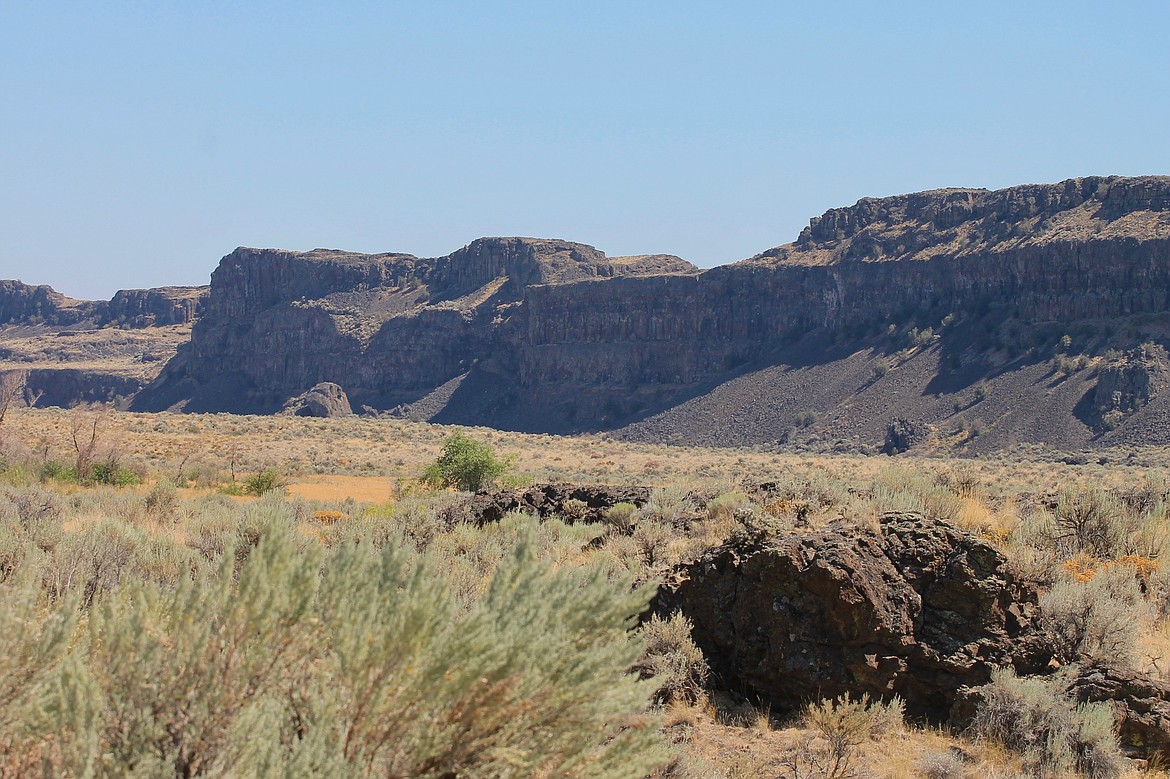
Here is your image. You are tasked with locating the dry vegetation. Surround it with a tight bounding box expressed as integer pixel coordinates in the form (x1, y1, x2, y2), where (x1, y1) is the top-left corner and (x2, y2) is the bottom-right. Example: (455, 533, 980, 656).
(3, 404, 1170, 777)
(0, 324, 191, 380)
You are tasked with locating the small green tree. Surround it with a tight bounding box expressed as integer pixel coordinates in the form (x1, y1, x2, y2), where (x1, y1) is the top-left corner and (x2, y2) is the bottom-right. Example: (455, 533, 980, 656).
(422, 432, 506, 492)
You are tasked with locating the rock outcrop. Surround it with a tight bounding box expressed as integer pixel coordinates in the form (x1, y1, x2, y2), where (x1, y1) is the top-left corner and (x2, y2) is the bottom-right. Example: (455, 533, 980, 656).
(0, 281, 208, 328)
(447, 483, 652, 526)
(280, 382, 353, 418)
(658, 512, 1051, 720)
(1069, 663, 1170, 759)
(1092, 344, 1169, 423)
(129, 176, 1170, 446)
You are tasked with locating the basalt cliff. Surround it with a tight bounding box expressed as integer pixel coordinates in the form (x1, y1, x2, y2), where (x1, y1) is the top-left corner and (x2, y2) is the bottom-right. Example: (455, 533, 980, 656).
(0, 284, 208, 405)
(15, 175, 1170, 453)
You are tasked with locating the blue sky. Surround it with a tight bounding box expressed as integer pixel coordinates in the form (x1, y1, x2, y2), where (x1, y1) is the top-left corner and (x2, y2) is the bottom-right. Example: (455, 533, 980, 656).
(2, 2, 1167, 298)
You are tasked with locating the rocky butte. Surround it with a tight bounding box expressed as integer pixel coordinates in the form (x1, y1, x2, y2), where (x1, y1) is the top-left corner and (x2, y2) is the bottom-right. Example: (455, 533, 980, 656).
(13, 175, 1170, 454)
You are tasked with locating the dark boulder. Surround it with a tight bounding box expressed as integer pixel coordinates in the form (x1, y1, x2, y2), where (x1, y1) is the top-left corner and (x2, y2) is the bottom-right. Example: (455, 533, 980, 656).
(449, 483, 651, 526)
(660, 511, 1052, 720)
(883, 418, 933, 454)
(1069, 662, 1170, 760)
(281, 382, 353, 418)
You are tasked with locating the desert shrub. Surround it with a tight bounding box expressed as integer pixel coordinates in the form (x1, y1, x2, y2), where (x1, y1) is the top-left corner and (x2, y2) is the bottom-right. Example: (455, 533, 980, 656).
(40, 459, 77, 484)
(871, 357, 890, 379)
(176, 459, 225, 489)
(917, 750, 969, 779)
(636, 612, 709, 704)
(384, 493, 448, 550)
(760, 472, 852, 525)
(144, 480, 180, 520)
(429, 512, 607, 601)
(632, 520, 675, 568)
(70, 486, 146, 525)
(597, 534, 644, 575)
(644, 484, 695, 524)
(910, 326, 936, 347)
(244, 468, 287, 496)
(604, 501, 639, 533)
(41, 519, 152, 606)
(0, 572, 79, 772)
(561, 497, 590, 521)
(968, 668, 1122, 778)
(0, 519, 29, 582)
(1008, 528, 1063, 584)
(184, 494, 246, 561)
(706, 491, 749, 521)
(235, 493, 303, 559)
(1041, 564, 1148, 667)
(2, 485, 65, 552)
(1049, 486, 1137, 559)
(792, 693, 904, 778)
(88, 458, 141, 487)
(312, 536, 663, 777)
(873, 466, 962, 523)
(5, 517, 666, 777)
(422, 431, 507, 492)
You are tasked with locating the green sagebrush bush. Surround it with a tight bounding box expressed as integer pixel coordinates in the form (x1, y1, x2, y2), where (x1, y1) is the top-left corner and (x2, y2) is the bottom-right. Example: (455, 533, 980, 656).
(422, 431, 508, 492)
(1041, 564, 1149, 668)
(635, 611, 709, 704)
(968, 668, 1122, 779)
(0, 516, 666, 778)
(790, 693, 905, 779)
(1050, 485, 1138, 560)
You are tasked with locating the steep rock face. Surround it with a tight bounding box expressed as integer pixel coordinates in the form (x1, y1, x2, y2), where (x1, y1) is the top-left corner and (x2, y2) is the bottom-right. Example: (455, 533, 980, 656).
(105, 287, 207, 327)
(23, 368, 146, 407)
(134, 177, 1170, 434)
(135, 238, 695, 412)
(0, 281, 208, 328)
(0, 281, 94, 325)
(1093, 345, 1168, 418)
(660, 512, 1051, 720)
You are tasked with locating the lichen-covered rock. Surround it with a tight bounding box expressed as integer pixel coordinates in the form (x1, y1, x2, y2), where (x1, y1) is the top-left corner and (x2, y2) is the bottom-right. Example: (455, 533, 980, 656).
(659, 511, 1051, 720)
(281, 382, 352, 418)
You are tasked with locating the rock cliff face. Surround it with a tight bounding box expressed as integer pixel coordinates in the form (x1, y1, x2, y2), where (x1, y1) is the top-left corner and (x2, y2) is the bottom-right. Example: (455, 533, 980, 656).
(0, 281, 208, 328)
(131, 176, 1170, 446)
(134, 238, 696, 413)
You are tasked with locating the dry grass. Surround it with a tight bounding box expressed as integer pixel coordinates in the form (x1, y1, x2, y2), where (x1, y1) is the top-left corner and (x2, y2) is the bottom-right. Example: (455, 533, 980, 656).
(664, 694, 1165, 779)
(8, 406, 1170, 777)
(9, 407, 1166, 505)
(0, 324, 191, 379)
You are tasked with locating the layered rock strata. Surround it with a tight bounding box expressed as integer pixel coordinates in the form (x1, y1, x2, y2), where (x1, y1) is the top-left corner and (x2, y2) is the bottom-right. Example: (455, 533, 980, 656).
(130, 176, 1170, 432)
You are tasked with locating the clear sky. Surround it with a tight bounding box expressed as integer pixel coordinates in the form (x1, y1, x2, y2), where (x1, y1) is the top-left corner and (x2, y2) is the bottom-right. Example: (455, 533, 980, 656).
(2, 2, 1167, 299)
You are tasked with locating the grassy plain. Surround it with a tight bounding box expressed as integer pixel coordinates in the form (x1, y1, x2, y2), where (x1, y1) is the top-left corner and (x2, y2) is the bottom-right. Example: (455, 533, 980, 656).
(3, 405, 1170, 777)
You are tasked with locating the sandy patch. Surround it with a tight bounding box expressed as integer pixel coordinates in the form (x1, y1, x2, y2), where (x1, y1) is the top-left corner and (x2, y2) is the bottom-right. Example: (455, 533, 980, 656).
(287, 474, 394, 504)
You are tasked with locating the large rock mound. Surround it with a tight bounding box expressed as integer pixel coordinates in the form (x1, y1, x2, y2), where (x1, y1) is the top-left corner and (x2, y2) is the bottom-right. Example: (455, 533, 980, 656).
(280, 382, 353, 418)
(661, 511, 1052, 720)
